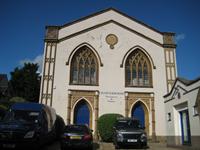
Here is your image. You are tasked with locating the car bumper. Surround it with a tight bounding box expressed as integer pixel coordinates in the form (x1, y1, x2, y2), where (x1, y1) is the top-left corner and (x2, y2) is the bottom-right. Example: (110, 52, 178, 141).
(0, 138, 37, 149)
(115, 138, 147, 146)
(60, 140, 92, 149)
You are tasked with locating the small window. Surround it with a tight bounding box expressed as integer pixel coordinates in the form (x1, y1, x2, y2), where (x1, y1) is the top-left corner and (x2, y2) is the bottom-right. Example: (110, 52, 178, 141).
(193, 105, 199, 116)
(177, 92, 181, 99)
(167, 113, 171, 121)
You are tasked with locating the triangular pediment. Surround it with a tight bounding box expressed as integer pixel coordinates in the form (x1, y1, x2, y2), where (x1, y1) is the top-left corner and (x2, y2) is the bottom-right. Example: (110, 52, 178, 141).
(171, 85, 187, 100)
(164, 77, 200, 101)
(47, 8, 174, 45)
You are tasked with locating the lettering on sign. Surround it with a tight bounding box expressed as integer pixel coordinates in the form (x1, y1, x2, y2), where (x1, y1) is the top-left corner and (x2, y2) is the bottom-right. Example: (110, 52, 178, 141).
(100, 92, 124, 95)
(100, 91, 124, 102)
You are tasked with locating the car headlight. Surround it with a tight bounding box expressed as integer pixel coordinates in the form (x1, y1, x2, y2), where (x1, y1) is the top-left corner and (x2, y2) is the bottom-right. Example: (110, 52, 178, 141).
(117, 133, 123, 142)
(24, 131, 35, 139)
(140, 133, 147, 141)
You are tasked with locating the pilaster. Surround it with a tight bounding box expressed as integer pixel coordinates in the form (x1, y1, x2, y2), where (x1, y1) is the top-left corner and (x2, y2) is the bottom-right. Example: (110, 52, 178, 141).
(40, 26, 59, 106)
(163, 33, 177, 92)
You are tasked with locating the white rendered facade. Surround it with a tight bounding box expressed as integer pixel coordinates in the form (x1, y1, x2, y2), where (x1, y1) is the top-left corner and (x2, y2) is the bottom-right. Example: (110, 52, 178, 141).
(164, 78, 200, 149)
(40, 8, 177, 141)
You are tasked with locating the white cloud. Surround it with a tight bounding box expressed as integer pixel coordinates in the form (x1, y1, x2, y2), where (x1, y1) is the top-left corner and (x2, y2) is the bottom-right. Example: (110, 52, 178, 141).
(20, 54, 43, 74)
(175, 33, 186, 43)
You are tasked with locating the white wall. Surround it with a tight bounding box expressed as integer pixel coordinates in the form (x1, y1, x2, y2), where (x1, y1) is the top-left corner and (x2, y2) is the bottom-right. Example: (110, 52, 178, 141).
(51, 21, 168, 136)
(59, 10, 163, 44)
(165, 80, 200, 137)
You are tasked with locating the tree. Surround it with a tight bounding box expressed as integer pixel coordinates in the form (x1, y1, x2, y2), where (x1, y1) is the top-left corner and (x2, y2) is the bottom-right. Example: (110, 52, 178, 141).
(10, 97, 26, 103)
(9, 63, 40, 102)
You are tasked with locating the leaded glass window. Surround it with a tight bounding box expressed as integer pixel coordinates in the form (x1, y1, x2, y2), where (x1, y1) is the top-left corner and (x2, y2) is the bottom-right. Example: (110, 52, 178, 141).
(125, 49, 152, 87)
(70, 46, 98, 85)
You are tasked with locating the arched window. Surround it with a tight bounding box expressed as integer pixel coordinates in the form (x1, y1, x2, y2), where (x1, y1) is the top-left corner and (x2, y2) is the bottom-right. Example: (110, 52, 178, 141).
(125, 49, 152, 87)
(70, 46, 98, 85)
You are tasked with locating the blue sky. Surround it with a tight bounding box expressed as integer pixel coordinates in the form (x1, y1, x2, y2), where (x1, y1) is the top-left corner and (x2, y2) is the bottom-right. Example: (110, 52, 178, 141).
(0, 0, 200, 80)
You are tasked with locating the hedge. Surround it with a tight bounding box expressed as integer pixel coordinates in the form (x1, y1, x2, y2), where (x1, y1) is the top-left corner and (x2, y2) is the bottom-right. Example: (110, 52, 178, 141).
(97, 113, 123, 142)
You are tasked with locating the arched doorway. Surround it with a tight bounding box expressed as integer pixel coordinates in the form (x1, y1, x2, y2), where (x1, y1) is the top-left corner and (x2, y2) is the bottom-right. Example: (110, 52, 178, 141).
(131, 101, 149, 135)
(132, 102, 145, 127)
(74, 100, 92, 127)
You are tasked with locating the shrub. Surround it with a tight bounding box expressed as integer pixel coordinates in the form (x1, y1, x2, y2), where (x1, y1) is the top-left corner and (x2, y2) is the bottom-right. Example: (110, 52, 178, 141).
(9, 97, 26, 103)
(97, 113, 123, 142)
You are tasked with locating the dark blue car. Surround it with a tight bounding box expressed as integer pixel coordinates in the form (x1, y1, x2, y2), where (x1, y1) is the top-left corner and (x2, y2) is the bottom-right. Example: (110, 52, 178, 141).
(0, 102, 57, 149)
(60, 124, 93, 150)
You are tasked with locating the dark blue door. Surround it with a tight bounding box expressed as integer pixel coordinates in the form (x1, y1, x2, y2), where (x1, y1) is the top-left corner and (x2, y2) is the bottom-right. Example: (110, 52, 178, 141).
(132, 103, 145, 127)
(74, 101, 90, 126)
(180, 110, 191, 145)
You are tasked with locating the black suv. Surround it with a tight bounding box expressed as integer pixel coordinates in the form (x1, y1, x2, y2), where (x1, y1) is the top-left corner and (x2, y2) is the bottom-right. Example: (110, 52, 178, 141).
(113, 117, 147, 149)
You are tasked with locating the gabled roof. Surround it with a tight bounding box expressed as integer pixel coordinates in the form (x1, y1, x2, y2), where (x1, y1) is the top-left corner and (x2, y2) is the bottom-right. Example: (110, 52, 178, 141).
(57, 8, 174, 35)
(164, 76, 200, 98)
(45, 8, 176, 48)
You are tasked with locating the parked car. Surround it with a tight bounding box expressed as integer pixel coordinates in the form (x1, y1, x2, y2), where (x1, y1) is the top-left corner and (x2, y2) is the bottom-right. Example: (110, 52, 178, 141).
(0, 108, 6, 121)
(0, 102, 57, 149)
(113, 117, 147, 149)
(60, 124, 93, 150)
(55, 114, 65, 139)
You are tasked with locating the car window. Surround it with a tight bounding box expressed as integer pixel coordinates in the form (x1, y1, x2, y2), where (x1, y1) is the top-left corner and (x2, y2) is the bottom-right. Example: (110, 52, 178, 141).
(65, 125, 89, 134)
(3, 110, 40, 123)
(115, 120, 140, 129)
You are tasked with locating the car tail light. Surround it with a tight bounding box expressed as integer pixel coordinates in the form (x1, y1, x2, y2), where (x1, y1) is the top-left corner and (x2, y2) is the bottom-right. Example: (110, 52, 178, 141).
(65, 135, 69, 139)
(83, 134, 92, 140)
(62, 133, 69, 139)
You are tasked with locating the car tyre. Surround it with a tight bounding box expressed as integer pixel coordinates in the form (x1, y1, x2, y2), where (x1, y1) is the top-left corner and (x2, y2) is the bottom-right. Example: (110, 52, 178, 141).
(88, 145, 93, 150)
(142, 142, 147, 148)
(114, 143, 120, 149)
(60, 145, 66, 150)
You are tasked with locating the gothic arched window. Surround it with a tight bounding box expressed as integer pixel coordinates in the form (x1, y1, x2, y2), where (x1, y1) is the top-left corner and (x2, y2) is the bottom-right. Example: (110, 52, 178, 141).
(70, 46, 98, 85)
(125, 49, 152, 87)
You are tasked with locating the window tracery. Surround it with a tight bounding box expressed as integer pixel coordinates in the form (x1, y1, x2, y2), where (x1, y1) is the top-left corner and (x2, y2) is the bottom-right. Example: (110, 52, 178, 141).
(125, 49, 152, 87)
(70, 46, 98, 85)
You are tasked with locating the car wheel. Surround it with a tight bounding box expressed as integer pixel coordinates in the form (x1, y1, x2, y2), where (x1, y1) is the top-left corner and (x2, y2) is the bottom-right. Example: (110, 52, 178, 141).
(32, 143, 40, 150)
(114, 143, 120, 149)
(31, 138, 41, 150)
(60, 145, 66, 150)
(88, 145, 93, 150)
(142, 142, 147, 148)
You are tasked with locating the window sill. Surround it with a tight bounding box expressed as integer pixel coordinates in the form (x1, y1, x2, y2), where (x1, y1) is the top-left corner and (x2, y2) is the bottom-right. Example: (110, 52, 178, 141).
(125, 85, 153, 88)
(69, 83, 99, 86)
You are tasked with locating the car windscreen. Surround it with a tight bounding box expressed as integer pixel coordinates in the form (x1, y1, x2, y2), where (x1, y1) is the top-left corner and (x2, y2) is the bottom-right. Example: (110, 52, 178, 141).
(64, 125, 89, 134)
(3, 110, 40, 123)
(115, 120, 140, 129)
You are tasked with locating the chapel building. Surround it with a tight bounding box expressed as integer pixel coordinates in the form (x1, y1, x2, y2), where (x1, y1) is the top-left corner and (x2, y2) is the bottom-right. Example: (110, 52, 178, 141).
(39, 8, 177, 141)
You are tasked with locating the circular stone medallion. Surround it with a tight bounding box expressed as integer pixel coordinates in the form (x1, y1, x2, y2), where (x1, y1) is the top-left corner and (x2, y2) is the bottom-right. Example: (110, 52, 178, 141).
(105, 34, 118, 49)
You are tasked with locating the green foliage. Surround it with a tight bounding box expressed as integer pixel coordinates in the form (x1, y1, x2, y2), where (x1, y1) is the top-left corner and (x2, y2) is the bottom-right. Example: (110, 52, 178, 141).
(0, 104, 7, 110)
(10, 97, 26, 103)
(97, 113, 123, 142)
(0, 97, 26, 112)
(0, 100, 11, 110)
(9, 63, 41, 102)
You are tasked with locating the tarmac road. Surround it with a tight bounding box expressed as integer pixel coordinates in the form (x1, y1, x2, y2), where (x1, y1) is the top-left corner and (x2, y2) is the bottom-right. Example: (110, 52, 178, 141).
(43, 141, 181, 150)
(42, 141, 100, 150)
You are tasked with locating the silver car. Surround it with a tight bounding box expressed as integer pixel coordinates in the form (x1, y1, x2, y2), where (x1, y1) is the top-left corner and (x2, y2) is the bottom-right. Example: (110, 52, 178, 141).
(113, 117, 147, 149)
